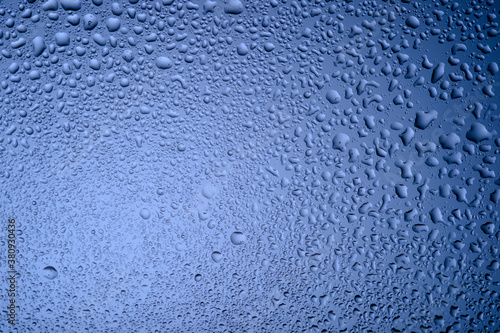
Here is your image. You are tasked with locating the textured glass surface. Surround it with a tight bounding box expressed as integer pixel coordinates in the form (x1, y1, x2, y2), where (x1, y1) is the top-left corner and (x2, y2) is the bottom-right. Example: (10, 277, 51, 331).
(0, 0, 499, 332)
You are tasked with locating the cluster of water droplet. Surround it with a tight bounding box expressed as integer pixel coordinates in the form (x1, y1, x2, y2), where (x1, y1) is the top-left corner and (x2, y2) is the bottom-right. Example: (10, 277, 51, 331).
(0, 0, 498, 331)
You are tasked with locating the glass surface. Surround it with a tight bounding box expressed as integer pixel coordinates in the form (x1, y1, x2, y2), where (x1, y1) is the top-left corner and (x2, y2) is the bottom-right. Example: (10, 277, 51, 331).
(0, 0, 499, 332)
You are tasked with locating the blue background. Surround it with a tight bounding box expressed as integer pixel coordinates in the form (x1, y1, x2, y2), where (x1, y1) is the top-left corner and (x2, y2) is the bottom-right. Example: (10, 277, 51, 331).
(0, 0, 499, 331)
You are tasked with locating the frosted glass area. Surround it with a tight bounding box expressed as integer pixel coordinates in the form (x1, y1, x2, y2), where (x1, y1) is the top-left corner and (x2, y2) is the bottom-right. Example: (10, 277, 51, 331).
(0, 0, 499, 332)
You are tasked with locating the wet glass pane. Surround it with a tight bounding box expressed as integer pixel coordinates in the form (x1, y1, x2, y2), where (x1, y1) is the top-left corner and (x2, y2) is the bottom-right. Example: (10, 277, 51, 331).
(1, 0, 499, 332)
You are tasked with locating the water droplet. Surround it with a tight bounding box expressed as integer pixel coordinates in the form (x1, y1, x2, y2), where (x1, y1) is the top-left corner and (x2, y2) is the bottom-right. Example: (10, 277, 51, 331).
(42, 266, 58, 280)
(139, 208, 151, 220)
(230, 231, 246, 245)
